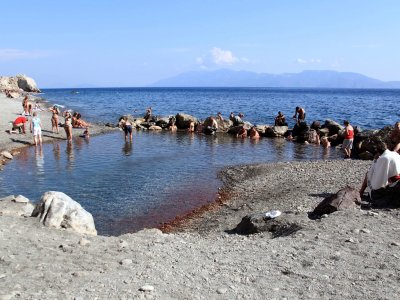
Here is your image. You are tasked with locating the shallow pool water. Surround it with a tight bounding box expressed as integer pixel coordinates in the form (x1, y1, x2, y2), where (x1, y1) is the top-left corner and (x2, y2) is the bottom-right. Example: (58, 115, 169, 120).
(0, 129, 342, 235)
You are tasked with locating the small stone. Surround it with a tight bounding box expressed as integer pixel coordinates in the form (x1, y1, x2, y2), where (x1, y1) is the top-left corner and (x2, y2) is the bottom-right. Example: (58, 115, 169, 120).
(0, 274, 5, 279)
(216, 288, 227, 294)
(360, 228, 371, 234)
(79, 238, 91, 246)
(353, 229, 360, 234)
(118, 240, 129, 249)
(1, 151, 13, 160)
(390, 241, 400, 247)
(120, 259, 133, 266)
(367, 211, 378, 216)
(345, 238, 356, 243)
(139, 285, 154, 292)
(321, 214, 328, 218)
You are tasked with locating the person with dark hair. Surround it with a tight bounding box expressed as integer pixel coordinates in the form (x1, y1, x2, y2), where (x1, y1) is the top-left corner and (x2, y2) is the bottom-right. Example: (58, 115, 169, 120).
(292, 106, 306, 123)
(274, 111, 287, 126)
(342, 120, 354, 159)
(359, 141, 400, 204)
(144, 107, 152, 122)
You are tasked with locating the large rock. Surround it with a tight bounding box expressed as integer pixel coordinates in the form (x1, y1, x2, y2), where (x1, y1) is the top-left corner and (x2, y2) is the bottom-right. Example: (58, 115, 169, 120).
(0, 75, 40, 93)
(31, 191, 97, 235)
(311, 186, 361, 217)
(234, 212, 307, 236)
(265, 126, 288, 137)
(353, 126, 392, 158)
(203, 117, 233, 133)
(16, 74, 41, 92)
(323, 119, 343, 135)
(175, 113, 198, 129)
(0, 76, 19, 92)
(0, 195, 34, 217)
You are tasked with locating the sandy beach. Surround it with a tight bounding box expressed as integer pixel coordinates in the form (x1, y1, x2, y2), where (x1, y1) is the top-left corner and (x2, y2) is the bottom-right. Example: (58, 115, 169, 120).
(1, 93, 400, 299)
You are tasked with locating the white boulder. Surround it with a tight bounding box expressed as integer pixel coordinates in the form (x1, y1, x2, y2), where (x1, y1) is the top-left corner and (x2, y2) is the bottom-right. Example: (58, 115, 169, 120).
(32, 191, 97, 235)
(1, 151, 13, 160)
(16, 74, 41, 92)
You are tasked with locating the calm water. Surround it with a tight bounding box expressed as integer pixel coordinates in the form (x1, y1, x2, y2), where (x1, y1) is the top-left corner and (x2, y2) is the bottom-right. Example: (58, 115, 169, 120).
(0, 88, 399, 235)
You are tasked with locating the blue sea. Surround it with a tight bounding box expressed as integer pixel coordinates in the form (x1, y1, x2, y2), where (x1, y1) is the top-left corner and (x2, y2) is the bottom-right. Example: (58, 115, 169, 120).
(0, 88, 399, 235)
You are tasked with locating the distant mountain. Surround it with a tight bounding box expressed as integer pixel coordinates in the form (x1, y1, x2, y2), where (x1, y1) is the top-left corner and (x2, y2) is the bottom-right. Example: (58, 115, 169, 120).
(151, 69, 400, 89)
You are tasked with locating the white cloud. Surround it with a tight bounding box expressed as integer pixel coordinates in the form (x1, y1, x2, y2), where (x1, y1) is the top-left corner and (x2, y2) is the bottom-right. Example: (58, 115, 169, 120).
(210, 47, 238, 65)
(196, 47, 248, 68)
(296, 58, 321, 64)
(0, 49, 48, 61)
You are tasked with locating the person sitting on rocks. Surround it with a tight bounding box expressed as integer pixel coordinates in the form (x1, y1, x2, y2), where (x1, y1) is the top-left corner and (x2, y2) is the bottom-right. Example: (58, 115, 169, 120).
(359, 141, 400, 205)
(390, 121, 400, 153)
(12, 116, 28, 134)
(144, 107, 152, 122)
(249, 126, 260, 139)
(217, 112, 224, 121)
(73, 113, 89, 128)
(230, 112, 244, 126)
(274, 111, 287, 126)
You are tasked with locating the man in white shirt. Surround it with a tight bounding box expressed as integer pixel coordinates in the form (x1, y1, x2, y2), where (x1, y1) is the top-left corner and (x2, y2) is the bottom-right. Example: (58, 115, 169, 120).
(360, 142, 400, 206)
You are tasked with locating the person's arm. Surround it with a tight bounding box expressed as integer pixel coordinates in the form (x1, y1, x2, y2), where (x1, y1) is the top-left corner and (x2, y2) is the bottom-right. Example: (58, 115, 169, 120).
(293, 109, 298, 119)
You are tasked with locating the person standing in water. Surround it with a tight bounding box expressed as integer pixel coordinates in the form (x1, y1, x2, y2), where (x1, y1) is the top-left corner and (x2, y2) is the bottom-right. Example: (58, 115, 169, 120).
(120, 116, 133, 142)
(30, 111, 42, 148)
(342, 120, 354, 159)
(63, 111, 73, 143)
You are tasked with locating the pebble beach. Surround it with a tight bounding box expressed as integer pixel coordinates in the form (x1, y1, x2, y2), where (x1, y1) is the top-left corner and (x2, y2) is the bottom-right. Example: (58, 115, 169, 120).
(1, 93, 400, 299)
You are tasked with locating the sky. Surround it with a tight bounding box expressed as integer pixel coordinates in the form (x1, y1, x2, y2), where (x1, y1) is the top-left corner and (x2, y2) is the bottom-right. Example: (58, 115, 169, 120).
(1, 0, 399, 88)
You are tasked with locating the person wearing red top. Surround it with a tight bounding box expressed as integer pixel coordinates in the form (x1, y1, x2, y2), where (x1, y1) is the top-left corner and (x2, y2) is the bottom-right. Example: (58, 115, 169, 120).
(12, 116, 28, 134)
(342, 120, 354, 159)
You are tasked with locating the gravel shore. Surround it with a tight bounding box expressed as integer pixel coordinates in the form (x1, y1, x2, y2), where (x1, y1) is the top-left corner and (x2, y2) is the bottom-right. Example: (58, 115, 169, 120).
(1, 93, 400, 299)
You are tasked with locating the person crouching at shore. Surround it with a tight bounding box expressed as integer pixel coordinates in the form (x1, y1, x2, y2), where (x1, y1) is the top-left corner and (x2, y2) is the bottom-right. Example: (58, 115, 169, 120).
(63, 111, 73, 143)
(30, 111, 42, 148)
(12, 116, 28, 134)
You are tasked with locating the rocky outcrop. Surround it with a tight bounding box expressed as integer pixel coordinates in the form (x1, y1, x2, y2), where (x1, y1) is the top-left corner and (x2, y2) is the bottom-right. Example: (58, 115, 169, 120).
(31, 191, 97, 235)
(0, 74, 40, 93)
(310, 186, 361, 217)
(265, 126, 288, 137)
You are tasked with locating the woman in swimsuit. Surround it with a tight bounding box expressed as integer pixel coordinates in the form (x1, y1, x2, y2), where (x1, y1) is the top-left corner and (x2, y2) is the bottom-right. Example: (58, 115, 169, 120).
(49, 105, 60, 133)
(63, 111, 73, 143)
